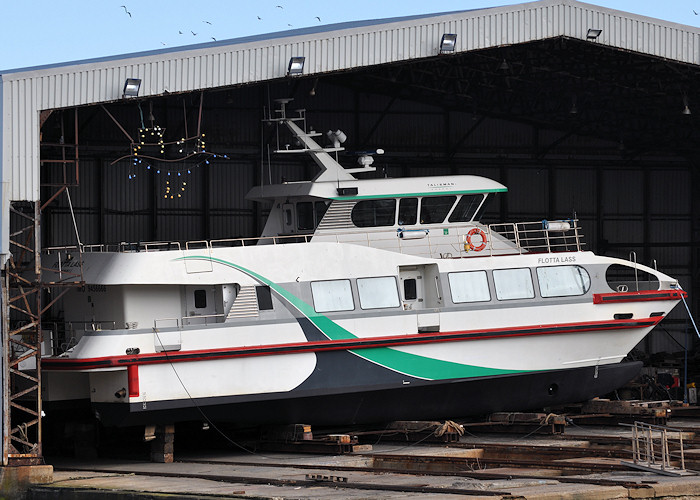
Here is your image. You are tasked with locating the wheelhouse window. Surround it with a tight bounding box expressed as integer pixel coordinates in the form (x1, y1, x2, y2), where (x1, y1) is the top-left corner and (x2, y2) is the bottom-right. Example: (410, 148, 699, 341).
(448, 195, 485, 223)
(297, 202, 314, 230)
(420, 196, 456, 224)
(311, 280, 354, 312)
(537, 266, 591, 297)
(297, 201, 330, 230)
(398, 198, 418, 225)
(351, 199, 396, 227)
(357, 276, 400, 309)
(448, 271, 491, 303)
(493, 268, 535, 300)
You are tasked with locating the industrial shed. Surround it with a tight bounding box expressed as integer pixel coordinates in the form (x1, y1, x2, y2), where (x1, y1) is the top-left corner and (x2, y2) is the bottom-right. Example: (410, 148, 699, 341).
(2, 0, 700, 464)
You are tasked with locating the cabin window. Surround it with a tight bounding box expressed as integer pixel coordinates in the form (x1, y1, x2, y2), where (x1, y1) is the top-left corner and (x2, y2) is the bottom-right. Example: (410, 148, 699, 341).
(537, 266, 591, 297)
(194, 289, 207, 309)
(398, 198, 418, 225)
(493, 268, 535, 300)
(357, 276, 400, 309)
(403, 279, 417, 300)
(448, 195, 484, 223)
(420, 196, 456, 224)
(256, 286, 274, 310)
(605, 263, 660, 292)
(351, 199, 396, 227)
(448, 271, 491, 303)
(311, 280, 354, 312)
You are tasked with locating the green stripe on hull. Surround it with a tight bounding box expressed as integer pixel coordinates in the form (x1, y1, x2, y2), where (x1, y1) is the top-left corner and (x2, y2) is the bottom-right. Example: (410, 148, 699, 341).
(178, 255, 523, 380)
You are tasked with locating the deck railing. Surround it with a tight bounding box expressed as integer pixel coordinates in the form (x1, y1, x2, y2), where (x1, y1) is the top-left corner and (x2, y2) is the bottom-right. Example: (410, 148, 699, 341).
(43, 219, 584, 259)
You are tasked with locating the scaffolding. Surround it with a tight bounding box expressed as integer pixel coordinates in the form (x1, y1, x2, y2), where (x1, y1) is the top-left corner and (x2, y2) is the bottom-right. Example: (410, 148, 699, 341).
(1, 108, 83, 466)
(2, 202, 42, 465)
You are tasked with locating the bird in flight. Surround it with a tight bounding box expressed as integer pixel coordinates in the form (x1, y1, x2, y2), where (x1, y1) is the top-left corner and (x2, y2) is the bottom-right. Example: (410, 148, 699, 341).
(191, 31, 197, 35)
(178, 30, 183, 34)
(276, 5, 283, 8)
(257, 16, 262, 20)
(315, 16, 321, 22)
(695, 9, 698, 14)
(203, 20, 212, 24)
(120, 5, 131, 17)
(211, 37, 216, 41)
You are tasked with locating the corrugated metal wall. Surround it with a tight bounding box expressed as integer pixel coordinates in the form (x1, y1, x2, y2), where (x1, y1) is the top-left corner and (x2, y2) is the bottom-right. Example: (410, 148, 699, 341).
(5, 0, 700, 204)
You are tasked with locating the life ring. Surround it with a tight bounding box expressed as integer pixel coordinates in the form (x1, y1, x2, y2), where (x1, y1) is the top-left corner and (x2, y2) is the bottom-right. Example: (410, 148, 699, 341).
(465, 228, 487, 252)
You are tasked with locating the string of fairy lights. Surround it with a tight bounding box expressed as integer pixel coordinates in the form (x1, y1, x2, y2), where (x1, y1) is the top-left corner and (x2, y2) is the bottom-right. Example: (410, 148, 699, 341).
(114, 104, 229, 200)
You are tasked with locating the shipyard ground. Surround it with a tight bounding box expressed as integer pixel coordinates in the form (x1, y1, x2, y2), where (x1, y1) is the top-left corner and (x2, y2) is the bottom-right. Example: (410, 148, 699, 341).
(21, 412, 700, 499)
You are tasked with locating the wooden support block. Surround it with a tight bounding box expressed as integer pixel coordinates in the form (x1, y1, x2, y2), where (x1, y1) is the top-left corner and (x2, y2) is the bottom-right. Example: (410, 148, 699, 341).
(150, 452, 174, 463)
(327, 434, 351, 444)
(352, 444, 373, 452)
(150, 424, 175, 463)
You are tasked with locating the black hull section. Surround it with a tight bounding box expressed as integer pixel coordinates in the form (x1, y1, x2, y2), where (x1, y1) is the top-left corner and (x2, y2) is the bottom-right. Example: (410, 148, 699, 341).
(91, 361, 642, 427)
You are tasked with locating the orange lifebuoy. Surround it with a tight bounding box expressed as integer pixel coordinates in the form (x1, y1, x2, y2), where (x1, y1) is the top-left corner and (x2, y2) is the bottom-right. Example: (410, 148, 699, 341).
(466, 227, 487, 252)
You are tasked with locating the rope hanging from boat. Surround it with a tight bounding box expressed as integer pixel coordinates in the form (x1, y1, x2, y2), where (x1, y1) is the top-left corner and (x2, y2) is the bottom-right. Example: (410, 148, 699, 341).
(680, 289, 700, 340)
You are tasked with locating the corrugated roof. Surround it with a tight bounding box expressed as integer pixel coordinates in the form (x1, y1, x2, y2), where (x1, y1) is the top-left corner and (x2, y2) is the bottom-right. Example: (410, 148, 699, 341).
(2, 0, 700, 259)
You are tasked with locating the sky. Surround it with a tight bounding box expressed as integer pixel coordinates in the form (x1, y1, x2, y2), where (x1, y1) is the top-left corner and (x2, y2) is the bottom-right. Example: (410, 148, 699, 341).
(2, 1, 700, 72)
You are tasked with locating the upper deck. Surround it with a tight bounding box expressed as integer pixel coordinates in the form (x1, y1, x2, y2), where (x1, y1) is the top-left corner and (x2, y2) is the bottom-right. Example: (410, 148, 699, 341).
(44, 218, 584, 260)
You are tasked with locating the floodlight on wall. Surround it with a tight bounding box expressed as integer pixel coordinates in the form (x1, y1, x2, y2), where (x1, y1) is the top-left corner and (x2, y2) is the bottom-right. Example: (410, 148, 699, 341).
(586, 28, 602, 41)
(439, 33, 457, 54)
(287, 57, 305, 76)
(683, 94, 692, 115)
(123, 78, 141, 98)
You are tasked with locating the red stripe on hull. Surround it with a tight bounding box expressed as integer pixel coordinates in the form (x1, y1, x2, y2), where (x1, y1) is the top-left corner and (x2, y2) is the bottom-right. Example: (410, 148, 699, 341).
(42, 316, 662, 372)
(127, 364, 139, 397)
(593, 289, 686, 304)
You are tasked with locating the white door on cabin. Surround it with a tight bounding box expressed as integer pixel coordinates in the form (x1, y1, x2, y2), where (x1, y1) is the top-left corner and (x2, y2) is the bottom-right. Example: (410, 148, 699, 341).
(399, 265, 441, 332)
(282, 203, 295, 234)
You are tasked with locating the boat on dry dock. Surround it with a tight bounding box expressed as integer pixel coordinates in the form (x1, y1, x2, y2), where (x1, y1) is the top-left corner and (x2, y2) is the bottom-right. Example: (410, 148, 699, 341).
(40, 101, 686, 428)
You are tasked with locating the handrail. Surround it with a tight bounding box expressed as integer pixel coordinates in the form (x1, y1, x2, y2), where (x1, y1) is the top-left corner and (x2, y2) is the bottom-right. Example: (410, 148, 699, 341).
(629, 251, 639, 291)
(42, 219, 584, 259)
(182, 313, 225, 326)
(620, 421, 694, 476)
(66, 320, 117, 331)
